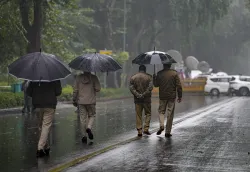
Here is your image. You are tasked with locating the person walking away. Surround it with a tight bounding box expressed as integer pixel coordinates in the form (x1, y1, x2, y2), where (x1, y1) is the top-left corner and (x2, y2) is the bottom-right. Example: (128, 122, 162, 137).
(130, 65, 153, 137)
(73, 72, 101, 143)
(72, 74, 80, 114)
(21, 80, 32, 114)
(153, 63, 182, 137)
(27, 81, 62, 157)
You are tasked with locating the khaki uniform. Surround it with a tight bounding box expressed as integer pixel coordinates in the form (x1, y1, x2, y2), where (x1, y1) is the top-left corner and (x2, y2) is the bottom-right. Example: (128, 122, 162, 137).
(78, 104, 96, 136)
(36, 108, 55, 150)
(130, 72, 153, 133)
(73, 73, 101, 137)
(153, 69, 182, 134)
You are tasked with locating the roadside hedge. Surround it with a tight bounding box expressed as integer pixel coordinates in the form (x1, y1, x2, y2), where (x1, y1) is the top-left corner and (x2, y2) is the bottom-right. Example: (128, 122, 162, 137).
(0, 85, 131, 109)
(0, 86, 11, 92)
(58, 85, 131, 101)
(0, 92, 23, 109)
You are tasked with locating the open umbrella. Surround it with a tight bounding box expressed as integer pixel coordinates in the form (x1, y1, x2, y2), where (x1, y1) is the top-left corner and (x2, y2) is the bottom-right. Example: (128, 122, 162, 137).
(68, 53, 122, 72)
(132, 49, 177, 73)
(8, 52, 71, 81)
(132, 51, 176, 65)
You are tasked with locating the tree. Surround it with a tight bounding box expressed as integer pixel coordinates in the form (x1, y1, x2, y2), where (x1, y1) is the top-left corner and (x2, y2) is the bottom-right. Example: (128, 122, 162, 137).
(0, 1, 26, 70)
(19, 0, 44, 52)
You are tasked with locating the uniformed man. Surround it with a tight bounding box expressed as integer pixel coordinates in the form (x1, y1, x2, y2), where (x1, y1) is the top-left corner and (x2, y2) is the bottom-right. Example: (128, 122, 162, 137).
(153, 63, 182, 137)
(130, 65, 153, 137)
(73, 72, 101, 143)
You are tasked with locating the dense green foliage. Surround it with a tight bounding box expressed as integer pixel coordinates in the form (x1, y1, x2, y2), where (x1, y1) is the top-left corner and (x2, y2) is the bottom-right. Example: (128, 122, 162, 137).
(2, 0, 250, 83)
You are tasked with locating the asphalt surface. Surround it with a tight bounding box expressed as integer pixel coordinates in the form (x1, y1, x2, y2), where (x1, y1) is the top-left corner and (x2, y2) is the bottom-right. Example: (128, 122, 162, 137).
(0, 96, 226, 172)
(66, 97, 250, 172)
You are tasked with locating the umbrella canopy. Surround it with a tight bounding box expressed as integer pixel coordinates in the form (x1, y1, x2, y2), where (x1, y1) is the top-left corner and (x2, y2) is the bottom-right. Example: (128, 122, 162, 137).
(8, 52, 71, 81)
(68, 53, 122, 72)
(132, 51, 177, 65)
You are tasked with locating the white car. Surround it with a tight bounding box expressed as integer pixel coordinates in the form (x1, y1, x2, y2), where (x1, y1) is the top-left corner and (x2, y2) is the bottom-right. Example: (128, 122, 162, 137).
(204, 76, 232, 96)
(229, 75, 250, 96)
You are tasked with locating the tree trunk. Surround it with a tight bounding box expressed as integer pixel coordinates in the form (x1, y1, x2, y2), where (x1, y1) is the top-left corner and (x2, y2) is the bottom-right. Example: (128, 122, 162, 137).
(19, 0, 43, 53)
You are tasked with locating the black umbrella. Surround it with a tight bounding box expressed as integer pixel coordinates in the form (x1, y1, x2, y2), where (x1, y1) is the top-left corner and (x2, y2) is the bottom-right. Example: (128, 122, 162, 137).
(68, 53, 122, 72)
(132, 50, 177, 74)
(8, 52, 71, 81)
(132, 50, 177, 65)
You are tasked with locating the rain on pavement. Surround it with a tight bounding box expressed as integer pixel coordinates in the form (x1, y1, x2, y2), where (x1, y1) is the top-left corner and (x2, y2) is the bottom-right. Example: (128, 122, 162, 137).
(0, 96, 225, 171)
(66, 97, 250, 172)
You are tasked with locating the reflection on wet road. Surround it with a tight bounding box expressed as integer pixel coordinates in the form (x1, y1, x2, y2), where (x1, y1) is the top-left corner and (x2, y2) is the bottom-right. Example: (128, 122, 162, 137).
(67, 97, 250, 172)
(0, 96, 226, 171)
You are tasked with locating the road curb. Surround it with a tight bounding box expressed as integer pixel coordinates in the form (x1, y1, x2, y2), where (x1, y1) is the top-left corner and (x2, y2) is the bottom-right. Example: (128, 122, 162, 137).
(48, 97, 237, 172)
(48, 136, 141, 172)
(48, 127, 160, 172)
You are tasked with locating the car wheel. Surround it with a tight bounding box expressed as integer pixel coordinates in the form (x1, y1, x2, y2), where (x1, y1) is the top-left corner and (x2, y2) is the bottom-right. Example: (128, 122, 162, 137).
(239, 87, 249, 96)
(210, 89, 220, 96)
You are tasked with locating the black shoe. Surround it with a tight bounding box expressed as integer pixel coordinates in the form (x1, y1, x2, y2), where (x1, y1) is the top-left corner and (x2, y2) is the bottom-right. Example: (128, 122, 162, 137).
(165, 133, 172, 138)
(36, 150, 47, 158)
(86, 128, 94, 140)
(44, 148, 50, 155)
(143, 131, 151, 135)
(156, 128, 164, 135)
(138, 133, 142, 137)
(82, 136, 87, 143)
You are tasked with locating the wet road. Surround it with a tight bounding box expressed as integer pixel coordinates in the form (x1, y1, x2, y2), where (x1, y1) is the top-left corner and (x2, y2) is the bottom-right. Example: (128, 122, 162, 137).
(66, 97, 250, 172)
(0, 96, 226, 171)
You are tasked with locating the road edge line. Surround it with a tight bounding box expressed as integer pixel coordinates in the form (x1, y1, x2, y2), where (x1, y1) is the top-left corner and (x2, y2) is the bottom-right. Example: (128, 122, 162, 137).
(48, 137, 140, 172)
(48, 98, 238, 172)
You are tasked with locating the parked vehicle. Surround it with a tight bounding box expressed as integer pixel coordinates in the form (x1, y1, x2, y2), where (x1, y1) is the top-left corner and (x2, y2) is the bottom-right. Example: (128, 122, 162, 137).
(204, 76, 232, 96)
(229, 75, 250, 96)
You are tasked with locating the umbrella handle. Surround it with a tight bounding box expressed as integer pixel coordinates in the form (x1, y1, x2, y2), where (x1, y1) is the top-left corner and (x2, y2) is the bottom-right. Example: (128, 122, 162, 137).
(154, 65, 155, 74)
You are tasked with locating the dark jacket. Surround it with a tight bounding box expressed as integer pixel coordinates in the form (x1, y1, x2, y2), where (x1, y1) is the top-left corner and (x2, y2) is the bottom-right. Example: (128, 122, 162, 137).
(129, 72, 153, 103)
(153, 69, 182, 100)
(27, 81, 62, 109)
